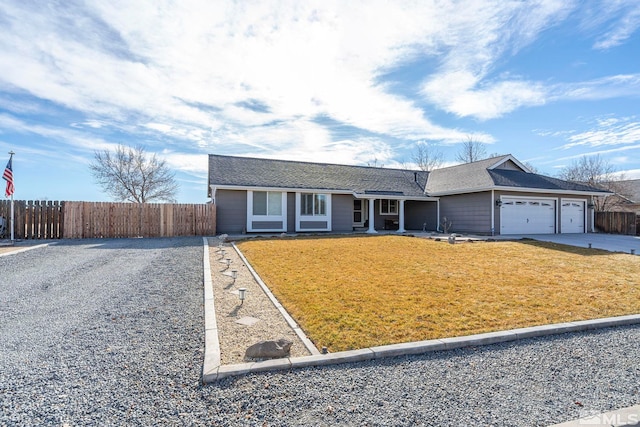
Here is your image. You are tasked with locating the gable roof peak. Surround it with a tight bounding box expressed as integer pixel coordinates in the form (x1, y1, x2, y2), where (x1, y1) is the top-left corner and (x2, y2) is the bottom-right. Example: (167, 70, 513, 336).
(486, 154, 530, 173)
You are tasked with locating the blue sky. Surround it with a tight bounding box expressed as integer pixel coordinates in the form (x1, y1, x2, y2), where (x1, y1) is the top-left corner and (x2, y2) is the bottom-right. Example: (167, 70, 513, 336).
(1, 1, 639, 203)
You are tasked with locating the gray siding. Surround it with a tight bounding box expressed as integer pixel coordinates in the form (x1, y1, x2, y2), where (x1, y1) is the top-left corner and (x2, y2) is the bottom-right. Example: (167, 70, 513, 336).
(286, 192, 296, 233)
(494, 160, 521, 171)
(331, 194, 354, 232)
(372, 200, 393, 230)
(215, 189, 247, 234)
(300, 221, 328, 229)
(405, 201, 438, 231)
(439, 192, 492, 234)
(252, 221, 283, 230)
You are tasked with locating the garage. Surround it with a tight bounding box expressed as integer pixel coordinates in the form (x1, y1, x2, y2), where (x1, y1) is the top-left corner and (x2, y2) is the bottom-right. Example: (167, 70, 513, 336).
(560, 200, 585, 233)
(500, 197, 556, 234)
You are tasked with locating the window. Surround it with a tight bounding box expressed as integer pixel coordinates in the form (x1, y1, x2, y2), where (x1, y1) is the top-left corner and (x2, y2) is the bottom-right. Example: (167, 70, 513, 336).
(380, 199, 398, 215)
(252, 191, 282, 216)
(300, 193, 327, 216)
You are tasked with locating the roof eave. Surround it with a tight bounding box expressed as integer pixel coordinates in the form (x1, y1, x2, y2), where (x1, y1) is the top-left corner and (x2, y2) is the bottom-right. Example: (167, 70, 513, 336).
(427, 185, 613, 197)
(210, 184, 438, 200)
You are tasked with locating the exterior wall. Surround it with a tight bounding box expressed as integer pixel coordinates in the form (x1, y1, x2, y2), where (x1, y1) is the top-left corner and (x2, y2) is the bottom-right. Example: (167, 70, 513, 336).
(332, 194, 354, 232)
(494, 160, 521, 171)
(405, 201, 438, 231)
(439, 192, 492, 234)
(215, 189, 247, 234)
(286, 192, 296, 233)
(440, 191, 594, 235)
(495, 190, 592, 233)
(372, 200, 400, 230)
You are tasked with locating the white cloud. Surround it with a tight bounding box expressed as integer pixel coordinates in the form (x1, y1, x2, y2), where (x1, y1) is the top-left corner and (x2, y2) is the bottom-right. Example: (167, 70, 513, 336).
(0, 0, 523, 150)
(162, 152, 209, 175)
(613, 169, 640, 179)
(586, 0, 640, 49)
(423, 72, 547, 120)
(420, 0, 572, 119)
(559, 117, 640, 149)
(557, 74, 640, 100)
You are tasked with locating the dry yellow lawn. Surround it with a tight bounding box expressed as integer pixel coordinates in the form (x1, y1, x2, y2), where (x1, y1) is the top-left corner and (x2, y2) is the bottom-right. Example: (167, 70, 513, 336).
(237, 235, 640, 352)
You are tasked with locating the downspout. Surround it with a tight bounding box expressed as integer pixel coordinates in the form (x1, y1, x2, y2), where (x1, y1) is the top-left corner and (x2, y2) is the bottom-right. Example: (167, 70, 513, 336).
(590, 196, 595, 232)
(490, 189, 495, 236)
(436, 199, 441, 232)
(210, 186, 217, 204)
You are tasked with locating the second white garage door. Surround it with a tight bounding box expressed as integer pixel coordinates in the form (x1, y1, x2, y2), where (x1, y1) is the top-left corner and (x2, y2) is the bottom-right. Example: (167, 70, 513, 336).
(561, 200, 585, 233)
(500, 198, 556, 234)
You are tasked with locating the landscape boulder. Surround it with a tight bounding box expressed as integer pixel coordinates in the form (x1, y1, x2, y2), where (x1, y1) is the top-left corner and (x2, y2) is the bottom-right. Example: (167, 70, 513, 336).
(245, 338, 293, 360)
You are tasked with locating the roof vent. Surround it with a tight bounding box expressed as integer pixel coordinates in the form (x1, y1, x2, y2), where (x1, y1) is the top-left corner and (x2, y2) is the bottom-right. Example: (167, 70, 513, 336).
(414, 172, 418, 182)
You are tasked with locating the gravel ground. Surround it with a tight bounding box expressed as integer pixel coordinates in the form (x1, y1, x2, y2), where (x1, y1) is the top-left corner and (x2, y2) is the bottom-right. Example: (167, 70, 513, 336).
(1, 237, 639, 426)
(208, 238, 310, 364)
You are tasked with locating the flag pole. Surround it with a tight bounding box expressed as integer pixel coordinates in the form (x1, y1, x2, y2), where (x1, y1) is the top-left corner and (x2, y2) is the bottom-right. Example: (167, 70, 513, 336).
(8, 151, 14, 242)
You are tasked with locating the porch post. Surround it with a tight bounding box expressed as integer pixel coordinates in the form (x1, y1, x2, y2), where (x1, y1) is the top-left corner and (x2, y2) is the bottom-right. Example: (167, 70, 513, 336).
(367, 198, 377, 233)
(397, 199, 406, 233)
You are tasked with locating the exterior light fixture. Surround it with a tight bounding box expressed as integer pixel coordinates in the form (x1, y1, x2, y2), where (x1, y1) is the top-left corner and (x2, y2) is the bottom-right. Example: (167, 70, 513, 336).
(495, 199, 502, 207)
(238, 288, 247, 305)
(231, 269, 238, 284)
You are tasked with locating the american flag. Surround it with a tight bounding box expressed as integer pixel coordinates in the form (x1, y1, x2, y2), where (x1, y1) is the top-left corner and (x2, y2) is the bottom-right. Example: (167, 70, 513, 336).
(3, 156, 14, 197)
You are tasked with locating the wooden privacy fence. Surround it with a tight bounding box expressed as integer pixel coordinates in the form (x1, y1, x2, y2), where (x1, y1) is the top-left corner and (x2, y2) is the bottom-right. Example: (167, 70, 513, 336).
(0, 200, 63, 239)
(595, 211, 638, 235)
(0, 200, 216, 239)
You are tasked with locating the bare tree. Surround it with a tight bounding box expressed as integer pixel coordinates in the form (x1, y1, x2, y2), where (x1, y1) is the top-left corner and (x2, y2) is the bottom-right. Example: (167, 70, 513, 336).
(557, 155, 627, 211)
(522, 161, 539, 174)
(413, 144, 444, 171)
(367, 157, 384, 168)
(90, 144, 178, 203)
(455, 136, 487, 163)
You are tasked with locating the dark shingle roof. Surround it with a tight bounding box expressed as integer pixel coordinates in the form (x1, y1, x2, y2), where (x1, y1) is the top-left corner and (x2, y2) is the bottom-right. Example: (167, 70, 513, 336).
(488, 169, 609, 193)
(209, 154, 609, 198)
(425, 154, 609, 195)
(208, 155, 429, 197)
(425, 156, 508, 193)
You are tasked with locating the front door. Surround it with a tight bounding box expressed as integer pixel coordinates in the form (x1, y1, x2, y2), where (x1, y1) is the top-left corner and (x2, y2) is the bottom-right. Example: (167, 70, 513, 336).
(353, 199, 367, 228)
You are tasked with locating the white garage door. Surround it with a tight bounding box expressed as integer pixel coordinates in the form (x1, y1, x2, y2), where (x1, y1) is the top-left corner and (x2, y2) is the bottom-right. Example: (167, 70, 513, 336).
(561, 200, 585, 233)
(500, 198, 555, 234)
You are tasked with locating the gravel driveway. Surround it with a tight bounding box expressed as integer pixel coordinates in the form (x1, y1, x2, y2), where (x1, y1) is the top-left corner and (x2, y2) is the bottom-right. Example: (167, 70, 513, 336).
(1, 237, 639, 426)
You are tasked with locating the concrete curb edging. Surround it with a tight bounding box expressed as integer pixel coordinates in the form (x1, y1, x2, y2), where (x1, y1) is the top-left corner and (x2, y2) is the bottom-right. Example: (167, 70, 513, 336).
(205, 314, 640, 382)
(232, 242, 321, 356)
(201, 238, 640, 383)
(0, 243, 52, 257)
(201, 238, 221, 383)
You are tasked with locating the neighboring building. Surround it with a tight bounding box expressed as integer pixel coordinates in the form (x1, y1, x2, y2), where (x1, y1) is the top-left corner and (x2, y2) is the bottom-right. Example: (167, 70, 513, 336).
(609, 179, 640, 214)
(208, 154, 609, 235)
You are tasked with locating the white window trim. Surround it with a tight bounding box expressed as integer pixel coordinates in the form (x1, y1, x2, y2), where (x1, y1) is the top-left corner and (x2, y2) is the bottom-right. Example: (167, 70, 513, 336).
(379, 199, 399, 215)
(295, 192, 332, 232)
(247, 190, 287, 232)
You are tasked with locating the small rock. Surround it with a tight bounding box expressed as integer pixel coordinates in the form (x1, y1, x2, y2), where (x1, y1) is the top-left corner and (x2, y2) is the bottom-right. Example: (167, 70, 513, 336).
(245, 338, 293, 359)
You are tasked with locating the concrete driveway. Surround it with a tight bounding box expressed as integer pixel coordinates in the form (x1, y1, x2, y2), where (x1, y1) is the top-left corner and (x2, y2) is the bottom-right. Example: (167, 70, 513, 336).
(502, 233, 640, 254)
